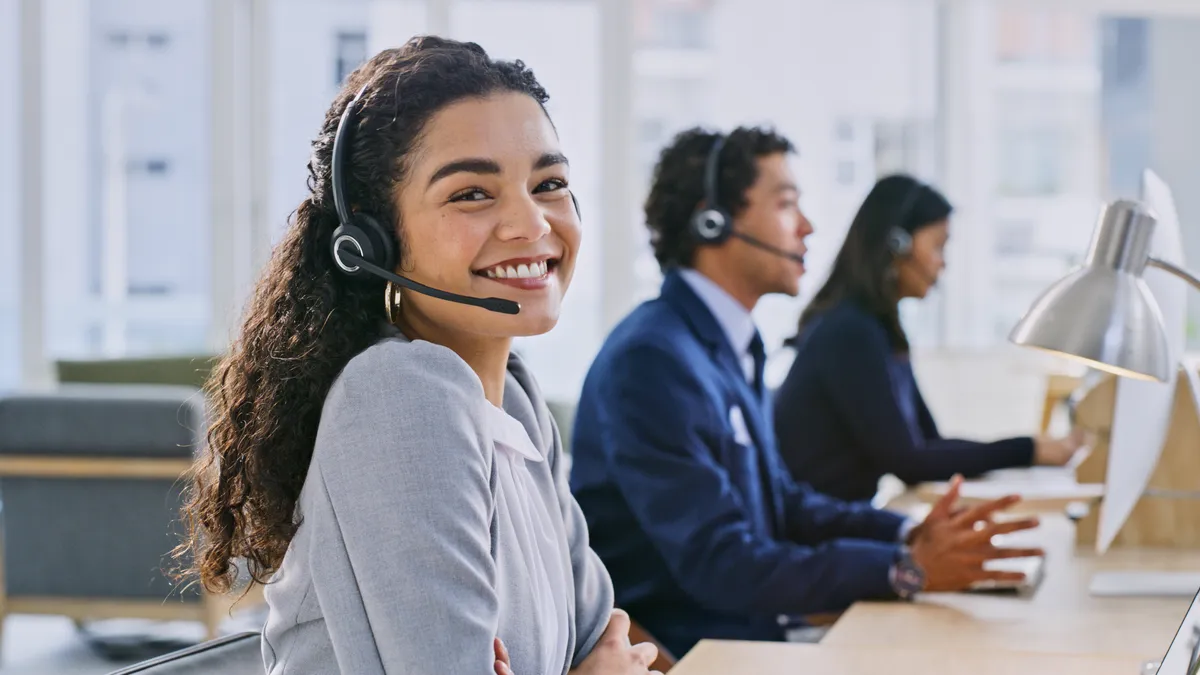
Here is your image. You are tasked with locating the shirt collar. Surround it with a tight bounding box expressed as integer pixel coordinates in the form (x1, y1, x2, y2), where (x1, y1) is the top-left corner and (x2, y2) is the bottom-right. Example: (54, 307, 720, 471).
(484, 403, 545, 462)
(678, 268, 758, 358)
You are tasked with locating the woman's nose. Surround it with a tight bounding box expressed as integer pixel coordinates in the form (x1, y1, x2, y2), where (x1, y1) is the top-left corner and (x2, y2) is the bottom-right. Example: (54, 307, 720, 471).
(497, 195, 552, 241)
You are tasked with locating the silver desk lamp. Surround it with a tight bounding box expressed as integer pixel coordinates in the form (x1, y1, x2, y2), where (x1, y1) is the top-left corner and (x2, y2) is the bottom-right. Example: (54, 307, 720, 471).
(1010, 199, 1200, 382)
(1010, 199, 1200, 674)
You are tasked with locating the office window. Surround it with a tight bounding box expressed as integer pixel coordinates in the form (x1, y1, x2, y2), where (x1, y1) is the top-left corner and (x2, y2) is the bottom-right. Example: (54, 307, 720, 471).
(835, 160, 856, 185)
(996, 8, 1097, 66)
(996, 126, 1066, 196)
(874, 119, 939, 180)
(994, 219, 1036, 257)
(956, 7, 1200, 350)
(633, 71, 713, 301)
(994, 90, 1096, 198)
(634, 0, 715, 50)
(41, 0, 211, 362)
(835, 119, 856, 143)
(334, 30, 367, 85)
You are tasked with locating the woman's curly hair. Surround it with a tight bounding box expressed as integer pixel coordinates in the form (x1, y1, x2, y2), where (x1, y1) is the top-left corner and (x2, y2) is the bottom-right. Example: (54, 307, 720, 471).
(174, 36, 551, 593)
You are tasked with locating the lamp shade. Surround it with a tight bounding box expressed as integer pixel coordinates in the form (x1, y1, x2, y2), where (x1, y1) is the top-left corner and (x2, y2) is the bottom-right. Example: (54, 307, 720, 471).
(1008, 200, 1171, 382)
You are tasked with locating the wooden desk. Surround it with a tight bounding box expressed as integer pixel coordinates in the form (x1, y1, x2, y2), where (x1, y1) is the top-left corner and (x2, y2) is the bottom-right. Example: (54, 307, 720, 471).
(670, 641, 1146, 675)
(821, 514, 1200, 660)
(667, 483, 1196, 672)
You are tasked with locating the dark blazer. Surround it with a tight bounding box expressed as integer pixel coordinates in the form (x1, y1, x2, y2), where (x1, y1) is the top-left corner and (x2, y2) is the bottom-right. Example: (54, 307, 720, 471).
(569, 271, 906, 658)
(774, 300, 1035, 503)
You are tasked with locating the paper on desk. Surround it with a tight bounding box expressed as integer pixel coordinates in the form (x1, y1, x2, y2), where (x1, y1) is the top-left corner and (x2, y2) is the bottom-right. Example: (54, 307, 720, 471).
(1096, 170, 1188, 553)
(1089, 571, 1200, 598)
(917, 470, 1104, 508)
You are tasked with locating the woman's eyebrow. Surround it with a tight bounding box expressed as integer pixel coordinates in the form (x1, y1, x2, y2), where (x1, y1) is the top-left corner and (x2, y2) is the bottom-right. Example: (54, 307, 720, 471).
(427, 152, 569, 188)
(427, 158, 501, 187)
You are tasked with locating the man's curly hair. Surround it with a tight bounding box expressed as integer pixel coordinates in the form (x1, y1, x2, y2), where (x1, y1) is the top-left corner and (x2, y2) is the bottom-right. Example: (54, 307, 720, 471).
(644, 126, 795, 270)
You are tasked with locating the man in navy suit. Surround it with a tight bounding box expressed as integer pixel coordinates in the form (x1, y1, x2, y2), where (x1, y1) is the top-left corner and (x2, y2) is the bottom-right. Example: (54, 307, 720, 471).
(569, 126, 1043, 657)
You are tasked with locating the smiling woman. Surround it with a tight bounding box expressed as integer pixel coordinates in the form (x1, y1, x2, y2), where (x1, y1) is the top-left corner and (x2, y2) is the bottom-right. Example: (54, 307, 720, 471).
(173, 36, 659, 675)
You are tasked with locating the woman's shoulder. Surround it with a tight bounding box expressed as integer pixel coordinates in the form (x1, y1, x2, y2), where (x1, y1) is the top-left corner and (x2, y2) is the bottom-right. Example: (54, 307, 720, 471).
(342, 335, 484, 400)
(321, 336, 488, 437)
(313, 335, 492, 476)
(802, 300, 888, 346)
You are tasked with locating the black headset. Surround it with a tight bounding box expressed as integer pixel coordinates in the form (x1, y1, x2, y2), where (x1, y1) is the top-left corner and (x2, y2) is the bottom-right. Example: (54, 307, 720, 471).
(330, 87, 397, 282)
(690, 135, 734, 245)
(328, 86, 581, 316)
(689, 133, 804, 264)
(886, 179, 927, 257)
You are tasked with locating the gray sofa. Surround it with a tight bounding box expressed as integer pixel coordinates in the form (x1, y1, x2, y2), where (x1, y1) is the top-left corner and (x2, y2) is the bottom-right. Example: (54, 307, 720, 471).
(0, 384, 257, 642)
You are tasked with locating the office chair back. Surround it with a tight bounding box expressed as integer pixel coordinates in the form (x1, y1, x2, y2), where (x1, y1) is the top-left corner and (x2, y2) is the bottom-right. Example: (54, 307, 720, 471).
(108, 631, 264, 675)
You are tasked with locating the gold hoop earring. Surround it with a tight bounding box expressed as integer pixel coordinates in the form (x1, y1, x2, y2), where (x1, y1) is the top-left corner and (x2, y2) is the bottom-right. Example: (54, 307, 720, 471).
(384, 281, 402, 324)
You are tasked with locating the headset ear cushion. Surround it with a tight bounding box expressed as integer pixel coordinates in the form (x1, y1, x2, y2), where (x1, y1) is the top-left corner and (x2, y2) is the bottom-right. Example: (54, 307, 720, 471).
(352, 213, 396, 271)
(692, 208, 732, 245)
(888, 228, 913, 257)
(331, 213, 397, 276)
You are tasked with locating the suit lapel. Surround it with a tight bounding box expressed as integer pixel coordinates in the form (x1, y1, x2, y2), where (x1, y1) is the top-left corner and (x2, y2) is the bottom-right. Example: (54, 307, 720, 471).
(661, 271, 782, 535)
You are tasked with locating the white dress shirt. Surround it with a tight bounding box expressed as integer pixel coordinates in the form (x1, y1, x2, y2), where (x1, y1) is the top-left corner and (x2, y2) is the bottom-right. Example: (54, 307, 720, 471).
(485, 402, 569, 674)
(679, 268, 758, 385)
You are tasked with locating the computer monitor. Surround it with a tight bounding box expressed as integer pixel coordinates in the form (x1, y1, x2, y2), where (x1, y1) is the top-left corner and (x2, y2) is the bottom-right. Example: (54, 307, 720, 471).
(1153, 588, 1200, 674)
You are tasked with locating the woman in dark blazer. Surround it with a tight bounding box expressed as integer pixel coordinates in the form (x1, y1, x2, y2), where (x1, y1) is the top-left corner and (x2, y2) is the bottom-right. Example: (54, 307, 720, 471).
(773, 175, 1083, 502)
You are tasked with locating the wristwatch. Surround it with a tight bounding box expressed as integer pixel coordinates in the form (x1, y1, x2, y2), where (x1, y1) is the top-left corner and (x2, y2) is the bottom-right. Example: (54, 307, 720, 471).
(889, 546, 926, 600)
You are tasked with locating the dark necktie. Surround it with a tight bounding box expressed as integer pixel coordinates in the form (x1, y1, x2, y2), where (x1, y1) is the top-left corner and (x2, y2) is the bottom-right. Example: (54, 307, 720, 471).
(749, 331, 766, 399)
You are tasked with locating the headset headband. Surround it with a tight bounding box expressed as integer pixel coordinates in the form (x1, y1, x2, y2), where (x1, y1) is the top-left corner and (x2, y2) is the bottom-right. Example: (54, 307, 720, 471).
(703, 134, 727, 213)
(331, 85, 370, 228)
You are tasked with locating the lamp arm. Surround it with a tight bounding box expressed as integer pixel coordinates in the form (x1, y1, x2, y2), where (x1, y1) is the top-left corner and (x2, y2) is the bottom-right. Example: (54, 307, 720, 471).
(1148, 257, 1200, 292)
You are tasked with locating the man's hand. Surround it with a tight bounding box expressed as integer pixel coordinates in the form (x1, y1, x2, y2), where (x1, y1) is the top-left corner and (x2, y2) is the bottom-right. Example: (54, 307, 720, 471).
(569, 609, 662, 675)
(909, 475, 1043, 592)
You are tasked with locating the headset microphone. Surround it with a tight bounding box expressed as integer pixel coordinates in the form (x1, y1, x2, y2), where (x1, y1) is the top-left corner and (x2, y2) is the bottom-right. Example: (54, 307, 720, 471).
(729, 232, 805, 264)
(334, 242, 520, 315)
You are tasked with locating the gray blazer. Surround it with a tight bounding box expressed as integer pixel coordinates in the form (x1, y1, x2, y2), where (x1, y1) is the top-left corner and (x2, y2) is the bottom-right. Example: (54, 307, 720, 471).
(261, 332, 614, 674)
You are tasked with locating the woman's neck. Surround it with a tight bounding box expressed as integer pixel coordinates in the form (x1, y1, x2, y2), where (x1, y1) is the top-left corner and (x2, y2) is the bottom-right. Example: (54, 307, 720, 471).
(396, 310, 512, 407)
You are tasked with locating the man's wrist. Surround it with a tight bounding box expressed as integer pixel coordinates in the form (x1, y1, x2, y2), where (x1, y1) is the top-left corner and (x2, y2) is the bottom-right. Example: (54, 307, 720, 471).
(888, 546, 926, 600)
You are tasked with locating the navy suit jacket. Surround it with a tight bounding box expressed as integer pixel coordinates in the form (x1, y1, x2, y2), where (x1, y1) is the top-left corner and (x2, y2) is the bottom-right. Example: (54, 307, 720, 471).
(569, 271, 906, 657)
(774, 300, 1035, 503)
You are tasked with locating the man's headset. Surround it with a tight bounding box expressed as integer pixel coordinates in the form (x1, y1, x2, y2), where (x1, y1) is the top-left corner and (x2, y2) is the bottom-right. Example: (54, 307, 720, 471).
(328, 86, 581, 316)
(689, 134, 804, 263)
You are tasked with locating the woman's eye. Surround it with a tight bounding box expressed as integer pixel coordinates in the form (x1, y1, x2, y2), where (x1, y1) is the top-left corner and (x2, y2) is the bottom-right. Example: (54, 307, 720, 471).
(535, 178, 568, 193)
(449, 188, 489, 203)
